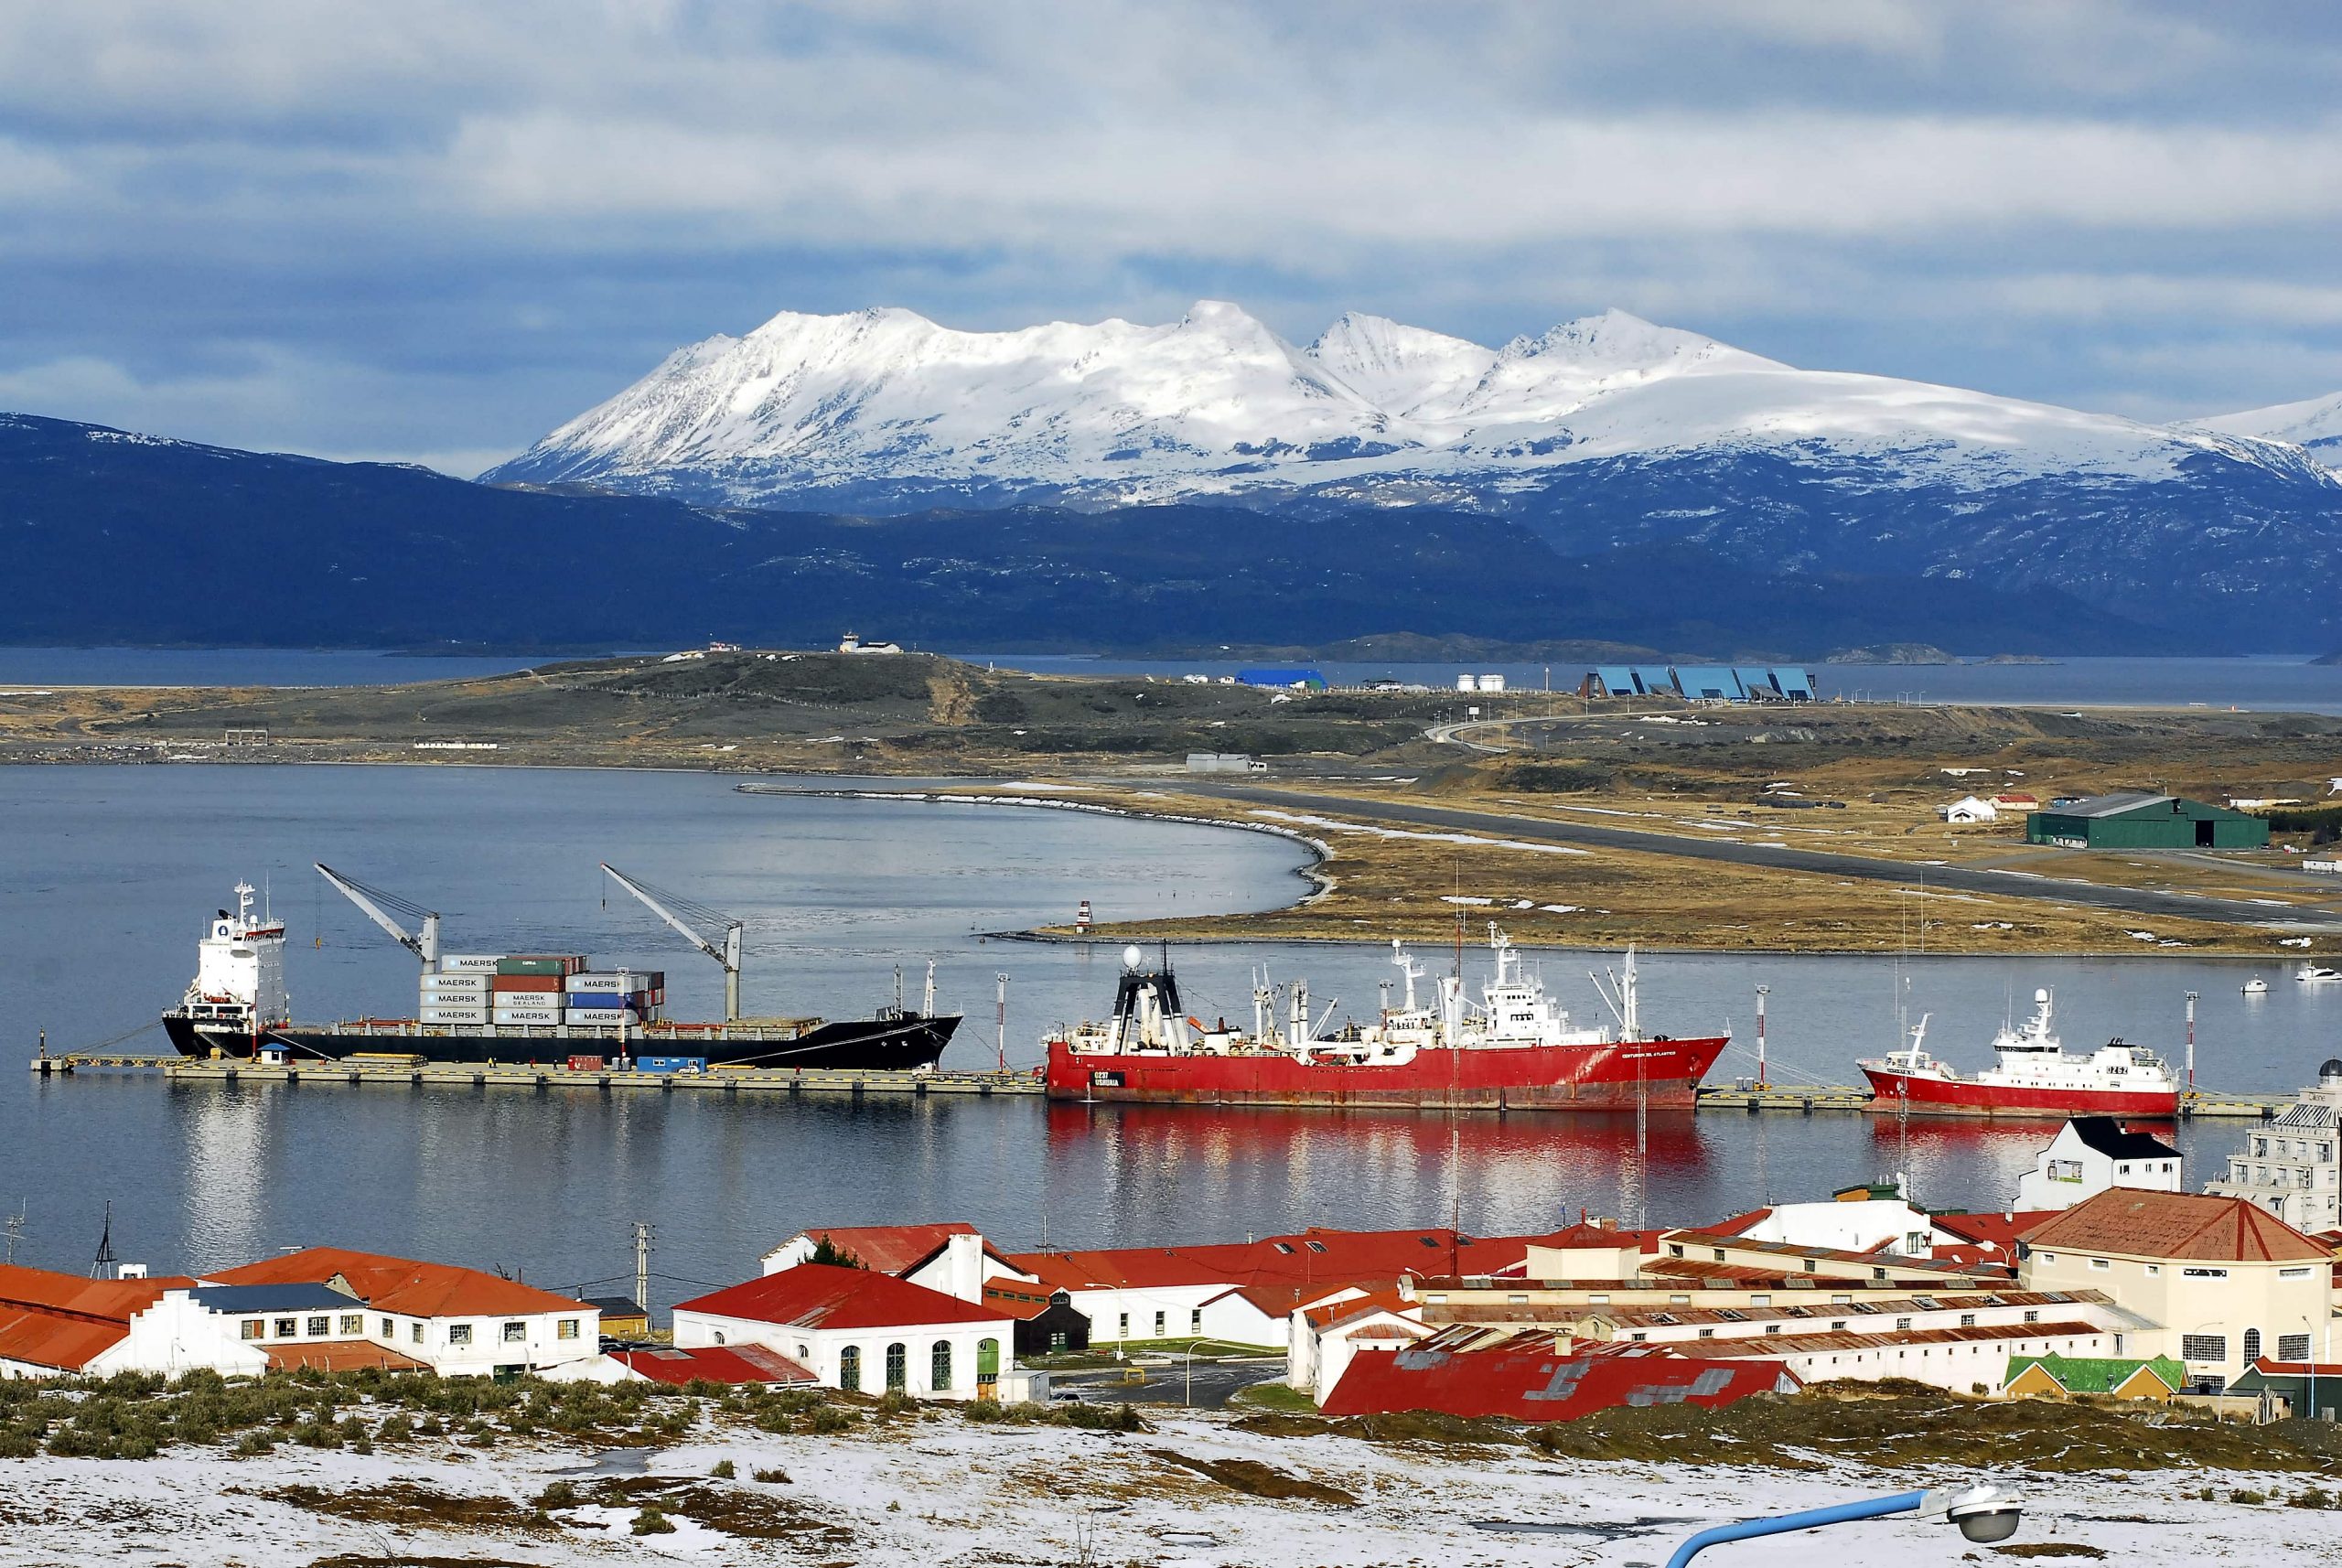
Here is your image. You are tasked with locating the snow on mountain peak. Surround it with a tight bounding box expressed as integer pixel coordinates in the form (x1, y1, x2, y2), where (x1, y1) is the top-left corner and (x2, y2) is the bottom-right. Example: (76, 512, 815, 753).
(485, 300, 2334, 508)
(2198, 390, 2342, 467)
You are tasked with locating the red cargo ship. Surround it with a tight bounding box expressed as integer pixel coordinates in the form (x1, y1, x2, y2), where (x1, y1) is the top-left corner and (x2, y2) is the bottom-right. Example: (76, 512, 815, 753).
(1856, 991, 2179, 1118)
(1044, 929, 1729, 1111)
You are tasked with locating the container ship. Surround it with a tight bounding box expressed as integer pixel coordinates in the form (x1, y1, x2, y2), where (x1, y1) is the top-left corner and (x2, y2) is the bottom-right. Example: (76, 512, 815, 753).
(1855, 990, 2178, 1117)
(161, 867, 958, 1069)
(1043, 929, 1728, 1110)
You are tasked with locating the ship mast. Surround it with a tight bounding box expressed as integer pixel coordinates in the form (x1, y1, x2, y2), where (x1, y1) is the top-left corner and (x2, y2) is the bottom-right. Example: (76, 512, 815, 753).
(601, 864, 746, 1023)
(315, 864, 440, 969)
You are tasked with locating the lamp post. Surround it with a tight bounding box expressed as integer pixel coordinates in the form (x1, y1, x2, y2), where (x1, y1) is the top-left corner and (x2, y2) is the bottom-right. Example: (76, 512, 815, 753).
(1664, 1483, 2021, 1567)
(1755, 985, 1769, 1089)
(1177, 1337, 1262, 1407)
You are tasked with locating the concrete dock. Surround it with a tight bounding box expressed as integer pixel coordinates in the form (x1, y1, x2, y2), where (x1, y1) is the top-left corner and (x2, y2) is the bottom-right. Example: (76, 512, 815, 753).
(30, 1056, 2289, 1117)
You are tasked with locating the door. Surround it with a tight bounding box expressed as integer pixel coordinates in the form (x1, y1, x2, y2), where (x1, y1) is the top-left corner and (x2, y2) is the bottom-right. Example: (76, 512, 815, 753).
(2197, 820, 2216, 847)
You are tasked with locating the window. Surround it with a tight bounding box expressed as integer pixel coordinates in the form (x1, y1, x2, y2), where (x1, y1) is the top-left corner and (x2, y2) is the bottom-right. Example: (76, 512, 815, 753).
(1049, 1331, 1068, 1352)
(1153, 1311, 1166, 1337)
(1763, 1325, 1781, 1336)
(2180, 1333, 2227, 1362)
(380, 1317, 394, 1337)
(1669, 1294, 1690, 1306)
(1833, 1294, 1853, 1305)
(1508, 1294, 1529, 1305)
(2143, 1265, 2160, 1276)
(274, 1318, 296, 1337)
(1272, 1242, 1295, 1254)
(1895, 1317, 1913, 1331)
(1190, 1309, 1202, 1332)
(1713, 1248, 1726, 1262)
(558, 1319, 580, 1340)
(840, 1346, 861, 1391)
(932, 1340, 953, 1390)
(1118, 1313, 1129, 1337)
(1959, 1314, 1977, 1328)
(1830, 1321, 1847, 1333)
(2023, 1310, 2039, 1324)
(1629, 1331, 1647, 1342)
(2036, 1253, 2057, 1265)
(885, 1342, 908, 1390)
(2280, 1333, 2314, 1361)
(1697, 1328, 1714, 1339)
(1589, 1294, 1610, 1305)
(412, 1323, 424, 1344)
(2242, 1328, 2262, 1362)
(306, 1316, 329, 1337)
(1668, 1244, 1685, 1258)
(502, 1321, 527, 1344)
(1305, 1240, 1327, 1254)
(1749, 1294, 1770, 1306)
(2279, 1266, 2315, 1279)
(338, 1314, 362, 1336)
(448, 1323, 473, 1346)
(2088, 1259, 2110, 1273)
(240, 1319, 263, 1341)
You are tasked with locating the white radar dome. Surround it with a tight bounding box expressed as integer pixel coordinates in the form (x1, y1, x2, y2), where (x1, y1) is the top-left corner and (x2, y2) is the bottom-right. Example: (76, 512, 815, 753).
(1123, 945, 1144, 970)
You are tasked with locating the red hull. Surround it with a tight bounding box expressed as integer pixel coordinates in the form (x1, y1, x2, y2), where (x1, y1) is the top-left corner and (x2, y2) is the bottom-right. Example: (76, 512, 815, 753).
(1859, 1066, 2178, 1119)
(1044, 1036, 1729, 1111)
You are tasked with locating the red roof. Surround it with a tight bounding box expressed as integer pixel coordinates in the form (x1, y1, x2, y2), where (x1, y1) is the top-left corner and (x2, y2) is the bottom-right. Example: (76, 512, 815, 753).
(1323, 1340, 1799, 1421)
(1930, 1211, 2057, 1260)
(0, 1264, 195, 1372)
(205, 1248, 590, 1318)
(2022, 1189, 2330, 1263)
(1009, 1226, 1578, 1302)
(618, 1344, 817, 1387)
(677, 1263, 1010, 1330)
(264, 1340, 429, 1372)
(981, 1282, 1065, 1321)
(779, 1223, 989, 1276)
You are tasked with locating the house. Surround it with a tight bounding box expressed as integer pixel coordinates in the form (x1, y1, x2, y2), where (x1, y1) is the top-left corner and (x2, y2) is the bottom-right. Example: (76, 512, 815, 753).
(2019, 1187, 2336, 1391)
(586, 1296, 652, 1339)
(2015, 1119, 2184, 1212)
(2226, 1356, 2342, 1422)
(760, 1224, 1029, 1304)
(1286, 1291, 1427, 1402)
(1939, 796, 1998, 824)
(2205, 1058, 2342, 1231)
(671, 1263, 1016, 1402)
(2002, 1352, 2185, 1402)
(611, 1344, 818, 1389)
(1322, 1333, 1799, 1420)
(201, 1248, 599, 1378)
(1992, 792, 2040, 809)
(980, 1283, 1092, 1357)
(0, 1265, 199, 1379)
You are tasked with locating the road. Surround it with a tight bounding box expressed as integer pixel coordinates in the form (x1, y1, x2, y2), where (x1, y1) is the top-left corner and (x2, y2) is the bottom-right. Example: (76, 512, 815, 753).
(1180, 780, 2342, 931)
(1047, 1359, 1288, 1409)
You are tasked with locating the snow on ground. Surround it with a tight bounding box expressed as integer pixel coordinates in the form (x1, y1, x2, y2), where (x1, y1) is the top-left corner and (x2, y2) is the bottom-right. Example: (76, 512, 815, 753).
(0, 1410, 2328, 1568)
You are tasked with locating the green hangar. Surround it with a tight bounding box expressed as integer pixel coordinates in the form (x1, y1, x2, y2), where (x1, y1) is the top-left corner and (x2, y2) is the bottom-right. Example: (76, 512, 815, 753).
(2025, 792, 2269, 851)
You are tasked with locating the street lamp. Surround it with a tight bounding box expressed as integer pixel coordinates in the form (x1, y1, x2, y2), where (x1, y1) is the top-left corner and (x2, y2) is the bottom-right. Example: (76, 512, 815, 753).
(1177, 1337, 1262, 1406)
(1664, 1483, 2021, 1567)
(1755, 985, 1770, 1089)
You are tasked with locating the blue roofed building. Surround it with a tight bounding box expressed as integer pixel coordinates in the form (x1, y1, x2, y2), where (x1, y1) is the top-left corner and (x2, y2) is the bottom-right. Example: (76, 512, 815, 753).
(1672, 665, 1746, 702)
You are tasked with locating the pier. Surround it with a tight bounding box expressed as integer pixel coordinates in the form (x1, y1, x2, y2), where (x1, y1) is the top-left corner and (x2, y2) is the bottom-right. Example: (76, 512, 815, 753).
(31, 1054, 2290, 1116)
(30, 1053, 1045, 1097)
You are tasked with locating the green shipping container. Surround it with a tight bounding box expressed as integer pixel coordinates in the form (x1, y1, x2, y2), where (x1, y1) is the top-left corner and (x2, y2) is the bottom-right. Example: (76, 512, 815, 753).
(496, 955, 586, 976)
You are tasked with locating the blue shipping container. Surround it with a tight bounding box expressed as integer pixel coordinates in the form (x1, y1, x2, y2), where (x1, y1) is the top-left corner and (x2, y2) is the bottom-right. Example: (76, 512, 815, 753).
(635, 1056, 708, 1073)
(565, 993, 639, 1010)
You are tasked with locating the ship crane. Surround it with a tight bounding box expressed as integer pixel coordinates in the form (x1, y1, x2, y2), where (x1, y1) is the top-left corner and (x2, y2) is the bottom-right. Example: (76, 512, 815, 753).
(601, 863, 745, 1023)
(315, 864, 439, 969)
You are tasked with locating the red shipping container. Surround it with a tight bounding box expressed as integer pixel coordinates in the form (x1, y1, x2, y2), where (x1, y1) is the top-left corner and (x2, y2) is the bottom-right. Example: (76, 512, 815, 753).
(566, 1055, 607, 1072)
(492, 974, 564, 993)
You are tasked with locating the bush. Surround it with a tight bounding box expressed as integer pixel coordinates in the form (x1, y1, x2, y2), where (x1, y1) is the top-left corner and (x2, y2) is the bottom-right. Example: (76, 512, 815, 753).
(709, 1459, 736, 1479)
(752, 1466, 790, 1484)
(537, 1481, 579, 1510)
(962, 1399, 1004, 1423)
(632, 1507, 676, 1536)
(804, 1404, 856, 1434)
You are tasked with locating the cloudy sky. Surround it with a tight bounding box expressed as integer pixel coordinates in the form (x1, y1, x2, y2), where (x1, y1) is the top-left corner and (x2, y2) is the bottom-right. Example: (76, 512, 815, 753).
(3, 1, 2337, 473)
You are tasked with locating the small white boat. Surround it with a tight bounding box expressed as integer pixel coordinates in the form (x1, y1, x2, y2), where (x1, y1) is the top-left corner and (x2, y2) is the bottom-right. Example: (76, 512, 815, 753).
(2296, 964, 2342, 984)
(2242, 976, 2270, 996)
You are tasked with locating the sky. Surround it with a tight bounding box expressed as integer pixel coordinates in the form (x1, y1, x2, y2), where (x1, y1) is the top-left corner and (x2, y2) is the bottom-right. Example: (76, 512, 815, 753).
(2, 0, 2339, 475)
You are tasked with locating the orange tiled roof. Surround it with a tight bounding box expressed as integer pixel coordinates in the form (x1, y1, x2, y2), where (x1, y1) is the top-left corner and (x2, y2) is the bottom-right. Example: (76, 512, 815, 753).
(2022, 1189, 2330, 1263)
(779, 1223, 993, 1276)
(678, 1263, 1010, 1330)
(0, 1264, 195, 1373)
(206, 1248, 589, 1317)
(264, 1340, 429, 1372)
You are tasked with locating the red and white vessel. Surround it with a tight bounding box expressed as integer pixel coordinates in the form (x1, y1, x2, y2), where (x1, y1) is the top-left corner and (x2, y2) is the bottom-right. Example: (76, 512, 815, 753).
(1043, 928, 1728, 1111)
(1857, 988, 2179, 1118)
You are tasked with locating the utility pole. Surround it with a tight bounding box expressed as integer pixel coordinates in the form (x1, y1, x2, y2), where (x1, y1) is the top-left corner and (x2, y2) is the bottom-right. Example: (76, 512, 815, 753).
(91, 1200, 115, 1280)
(632, 1221, 653, 1315)
(995, 974, 1010, 1072)
(1756, 984, 1770, 1090)
(2185, 991, 2199, 1092)
(3, 1201, 24, 1266)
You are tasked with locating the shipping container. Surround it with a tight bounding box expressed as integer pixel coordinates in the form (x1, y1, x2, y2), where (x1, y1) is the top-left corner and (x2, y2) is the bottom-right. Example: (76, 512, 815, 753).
(564, 1055, 607, 1071)
(419, 974, 490, 993)
(497, 955, 586, 976)
(419, 1006, 489, 1025)
(490, 973, 564, 993)
(492, 1005, 564, 1026)
(570, 970, 663, 993)
(563, 992, 637, 1010)
(635, 1056, 708, 1073)
(438, 954, 505, 972)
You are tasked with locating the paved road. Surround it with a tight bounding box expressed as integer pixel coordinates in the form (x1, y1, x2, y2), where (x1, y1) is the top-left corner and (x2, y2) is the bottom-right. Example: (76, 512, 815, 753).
(1048, 1359, 1287, 1410)
(1182, 781, 2342, 930)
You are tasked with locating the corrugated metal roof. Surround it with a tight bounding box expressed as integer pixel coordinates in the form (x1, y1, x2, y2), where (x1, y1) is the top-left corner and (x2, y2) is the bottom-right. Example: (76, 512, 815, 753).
(677, 1263, 1011, 1331)
(1323, 1339, 1798, 1420)
(617, 1344, 817, 1386)
(1667, 1319, 2109, 1358)
(2022, 1188, 2330, 1263)
(207, 1248, 590, 1318)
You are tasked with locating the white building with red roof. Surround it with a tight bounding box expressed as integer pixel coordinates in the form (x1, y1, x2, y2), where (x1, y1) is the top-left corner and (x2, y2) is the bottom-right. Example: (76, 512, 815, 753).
(672, 1262, 1018, 1401)
(0, 1265, 199, 1378)
(760, 1224, 1030, 1304)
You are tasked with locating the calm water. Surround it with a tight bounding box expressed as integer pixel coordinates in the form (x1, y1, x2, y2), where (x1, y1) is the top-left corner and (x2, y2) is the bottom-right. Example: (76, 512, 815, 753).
(0, 646, 586, 687)
(961, 652, 2342, 714)
(6, 766, 2337, 1308)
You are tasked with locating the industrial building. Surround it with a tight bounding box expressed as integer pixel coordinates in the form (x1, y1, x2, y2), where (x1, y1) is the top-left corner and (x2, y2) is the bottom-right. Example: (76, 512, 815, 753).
(2024, 792, 2269, 851)
(1580, 665, 1817, 703)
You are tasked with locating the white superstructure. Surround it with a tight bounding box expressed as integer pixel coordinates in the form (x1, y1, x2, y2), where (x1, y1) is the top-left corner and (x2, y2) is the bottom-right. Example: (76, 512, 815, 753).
(2206, 1058, 2342, 1230)
(1861, 989, 2176, 1101)
(177, 882, 290, 1036)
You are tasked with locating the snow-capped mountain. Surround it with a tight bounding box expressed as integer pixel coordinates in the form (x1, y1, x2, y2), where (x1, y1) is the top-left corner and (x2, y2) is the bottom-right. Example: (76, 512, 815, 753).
(485, 301, 2327, 509)
(2199, 392, 2342, 468)
(483, 302, 2342, 646)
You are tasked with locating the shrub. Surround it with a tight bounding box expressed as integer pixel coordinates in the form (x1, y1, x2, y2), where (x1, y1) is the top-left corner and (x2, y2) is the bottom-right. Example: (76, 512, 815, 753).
(537, 1481, 579, 1510)
(709, 1459, 736, 1479)
(632, 1507, 676, 1536)
(752, 1466, 790, 1484)
(804, 1404, 855, 1434)
(963, 1399, 1005, 1423)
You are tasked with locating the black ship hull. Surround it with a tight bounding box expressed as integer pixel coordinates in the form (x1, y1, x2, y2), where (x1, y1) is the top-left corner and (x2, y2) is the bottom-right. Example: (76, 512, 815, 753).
(162, 1012, 960, 1070)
